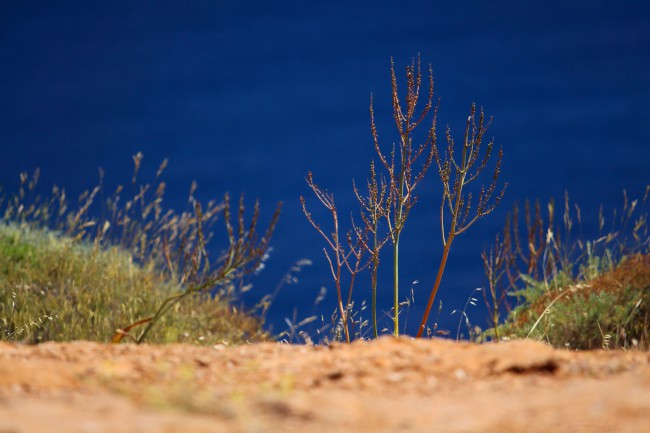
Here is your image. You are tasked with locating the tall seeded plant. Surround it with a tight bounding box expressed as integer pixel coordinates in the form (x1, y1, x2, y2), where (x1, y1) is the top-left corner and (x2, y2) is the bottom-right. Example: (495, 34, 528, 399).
(371, 58, 436, 336)
(416, 105, 506, 337)
(301, 173, 368, 343)
(353, 161, 390, 338)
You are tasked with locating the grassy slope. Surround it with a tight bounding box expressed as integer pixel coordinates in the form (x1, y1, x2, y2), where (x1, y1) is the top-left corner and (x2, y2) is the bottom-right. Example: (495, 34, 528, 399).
(0, 223, 268, 344)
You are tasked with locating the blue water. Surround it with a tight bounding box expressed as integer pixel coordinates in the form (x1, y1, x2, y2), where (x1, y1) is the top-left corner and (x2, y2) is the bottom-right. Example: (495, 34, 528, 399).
(1, 1, 649, 338)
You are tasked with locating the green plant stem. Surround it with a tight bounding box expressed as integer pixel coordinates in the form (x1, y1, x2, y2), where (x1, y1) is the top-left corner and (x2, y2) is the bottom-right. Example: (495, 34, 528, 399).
(371, 227, 379, 339)
(137, 290, 187, 343)
(338, 298, 350, 343)
(525, 289, 573, 340)
(345, 266, 359, 341)
(335, 264, 351, 343)
(371, 279, 378, 339)
(393, 238, 400, 336)
(393, 145, 407, 337)
(492, 300, 501, 340)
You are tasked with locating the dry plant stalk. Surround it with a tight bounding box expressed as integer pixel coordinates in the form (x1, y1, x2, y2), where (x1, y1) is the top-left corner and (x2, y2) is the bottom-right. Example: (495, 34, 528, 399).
(507, 200, 555, 292)
(371, 57, 436, 336)
(116, 193, 281, 344)
(353, 161, 390, 338)
(301, 173, 368, 343)
(480, 200, 553, 340)
(481, 229, 514, 339)
(416, 104, 506, 338)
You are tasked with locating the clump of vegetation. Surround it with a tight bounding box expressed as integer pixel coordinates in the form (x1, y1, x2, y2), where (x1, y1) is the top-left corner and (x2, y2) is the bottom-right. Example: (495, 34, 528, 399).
(482, 188, 650, 350)
(0, 154, 280, 344)
(302, 56, 505, 340)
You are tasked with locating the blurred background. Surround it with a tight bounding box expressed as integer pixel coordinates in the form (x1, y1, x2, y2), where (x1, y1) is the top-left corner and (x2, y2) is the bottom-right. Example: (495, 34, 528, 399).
(1, 1, 649, 337)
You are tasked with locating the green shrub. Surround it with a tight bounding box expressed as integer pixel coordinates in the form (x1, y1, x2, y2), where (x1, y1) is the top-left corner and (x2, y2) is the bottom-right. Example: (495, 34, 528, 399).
(482, 189, 650, 350)
(497, 254, 649, 349)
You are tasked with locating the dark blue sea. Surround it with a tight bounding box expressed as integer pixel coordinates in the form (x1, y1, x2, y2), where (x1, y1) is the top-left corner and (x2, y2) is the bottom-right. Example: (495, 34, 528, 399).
(1, 1, 649, 338)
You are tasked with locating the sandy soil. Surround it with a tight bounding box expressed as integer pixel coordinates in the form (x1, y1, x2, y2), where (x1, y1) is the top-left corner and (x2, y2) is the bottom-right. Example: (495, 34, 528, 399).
(0, 337, 648, 433)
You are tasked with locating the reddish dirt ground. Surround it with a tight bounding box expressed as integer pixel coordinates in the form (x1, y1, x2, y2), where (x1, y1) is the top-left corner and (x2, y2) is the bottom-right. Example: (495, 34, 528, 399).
(1, 337, 648, 433)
